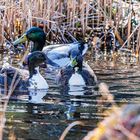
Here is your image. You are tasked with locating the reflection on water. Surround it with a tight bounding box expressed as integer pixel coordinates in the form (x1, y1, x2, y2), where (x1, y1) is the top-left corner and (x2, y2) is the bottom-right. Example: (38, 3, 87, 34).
(3, 58, 140, 140)
(29, 90, 48, 104)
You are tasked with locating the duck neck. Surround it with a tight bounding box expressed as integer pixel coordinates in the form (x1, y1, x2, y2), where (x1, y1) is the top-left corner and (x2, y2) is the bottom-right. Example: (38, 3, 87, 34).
(79, 43, 85, 54)
(31, 40, 45, 52)
(29, 66, 39, 79)
(74, 58, 83, 72)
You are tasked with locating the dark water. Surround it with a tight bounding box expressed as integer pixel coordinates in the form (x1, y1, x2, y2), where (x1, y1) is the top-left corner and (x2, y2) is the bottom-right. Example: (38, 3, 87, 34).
(3, 57, 140, 140)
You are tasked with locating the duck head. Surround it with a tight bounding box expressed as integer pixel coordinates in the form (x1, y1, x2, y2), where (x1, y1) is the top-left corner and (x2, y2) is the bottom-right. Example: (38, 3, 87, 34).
(27, 51, 49, 90)
(27, 51, 47, 78)
(23, 50, 60, 70)
(13, 27, 46, 52)
(70, 50, 83, 71)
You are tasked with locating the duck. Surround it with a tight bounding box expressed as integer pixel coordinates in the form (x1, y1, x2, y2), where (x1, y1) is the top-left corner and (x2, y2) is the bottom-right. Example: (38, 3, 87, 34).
(0, 51, 49, 95)
(57, 50, 97, 88)
(13, 27, 89, 67)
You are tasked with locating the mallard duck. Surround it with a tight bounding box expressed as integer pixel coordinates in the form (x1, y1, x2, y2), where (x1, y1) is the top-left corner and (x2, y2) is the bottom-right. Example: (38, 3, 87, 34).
(57, 50, 97, 87)
(0, 51, 49, 95)
(13, 27, 88, 67)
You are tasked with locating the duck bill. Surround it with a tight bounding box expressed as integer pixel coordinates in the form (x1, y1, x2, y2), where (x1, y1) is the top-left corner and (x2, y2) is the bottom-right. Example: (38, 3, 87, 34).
(13, 33, 27, 45)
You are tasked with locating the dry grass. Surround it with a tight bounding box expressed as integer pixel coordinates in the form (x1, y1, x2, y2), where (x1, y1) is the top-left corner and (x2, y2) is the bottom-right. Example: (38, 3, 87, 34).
(0, 0, 139, 45)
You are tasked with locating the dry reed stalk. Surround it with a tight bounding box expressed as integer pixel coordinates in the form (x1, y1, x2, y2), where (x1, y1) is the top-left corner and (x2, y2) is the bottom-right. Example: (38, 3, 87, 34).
(98, 83, 116, 106)
(7, 70, 18, 95)
(67, 0, 70, 25)
(120, 23, 140, 49)
(9, 1, 13, 37)
(116, 124, 140, 140)
(43, 1, 46, 31)
(28, 9, 32, 29)
(39, 0, 43, 15)
(72, 0, 75, 29)
(0, 24, 3, 45)
(92, 0, 108, 24)
(80, 0, 85, 35)
(97, 0, 100, 26)
(4, 72, 7, 95)
(0, 68, 20, 140)
(136, 28, 140, 58)
(137, 28, 140, 48)
(127, 13, 132, 48)
(69, 0, 73, 28)
(32, 16, 56, 24)
(114, 28, 124, 45)
(1, 0, 139, 47)
(19, 47, 29, 66)
(35, 0, 39, 27)
(116, 0, 122, 28)
(86, 0, 90, 28)
(59, 121, 84, 140)
(104, 0, 106, 23)
(11, 77, 21, 94)
(56, 26, 68, 43)
(8, 130, 16, 140)
(92, 3, 95, 28)
(109, 0, 112, 20)
(47, 0, 51, 29)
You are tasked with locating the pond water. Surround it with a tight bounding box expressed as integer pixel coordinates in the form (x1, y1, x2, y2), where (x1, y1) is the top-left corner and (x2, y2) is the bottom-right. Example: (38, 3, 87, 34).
(3, 55, 140, 140)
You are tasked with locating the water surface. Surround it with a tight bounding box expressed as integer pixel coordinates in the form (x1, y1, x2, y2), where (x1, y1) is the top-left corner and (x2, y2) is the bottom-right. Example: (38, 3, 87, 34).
(3, 56, 140, 140)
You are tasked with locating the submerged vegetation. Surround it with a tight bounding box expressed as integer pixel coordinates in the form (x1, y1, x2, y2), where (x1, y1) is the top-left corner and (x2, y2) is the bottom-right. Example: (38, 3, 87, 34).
(0, 0, 139, 140)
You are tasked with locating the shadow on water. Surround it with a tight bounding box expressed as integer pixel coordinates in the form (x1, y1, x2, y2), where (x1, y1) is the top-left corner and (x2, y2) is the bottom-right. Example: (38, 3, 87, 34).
(3, 59, 140, 140)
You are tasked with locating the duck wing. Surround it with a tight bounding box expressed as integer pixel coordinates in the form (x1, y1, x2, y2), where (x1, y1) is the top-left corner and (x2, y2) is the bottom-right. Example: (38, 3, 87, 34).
(0, 66, 29, 94)
(43, 42, 88, 67)
(43, 43, 77, 59)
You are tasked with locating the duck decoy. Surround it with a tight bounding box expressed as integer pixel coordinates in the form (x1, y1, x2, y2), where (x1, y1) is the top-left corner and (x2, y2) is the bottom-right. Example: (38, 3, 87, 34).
(13, 27, 89, 67)
(57, 50, 97, 87)
(0, 51, 49, 95)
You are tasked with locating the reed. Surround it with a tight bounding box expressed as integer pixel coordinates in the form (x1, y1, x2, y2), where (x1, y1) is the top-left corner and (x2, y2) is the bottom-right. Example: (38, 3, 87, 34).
(59, 121, 84, 140)
(120, 23, 140, 50)
(0, 68, 21, 140)
(0, 0, 139, 46)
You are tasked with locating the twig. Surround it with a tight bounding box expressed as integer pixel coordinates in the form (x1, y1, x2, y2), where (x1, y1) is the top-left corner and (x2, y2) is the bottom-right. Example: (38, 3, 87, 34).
(119, 23, 140, 49)
(116, 125, 140, 140)
(59, 121, 84, 140)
